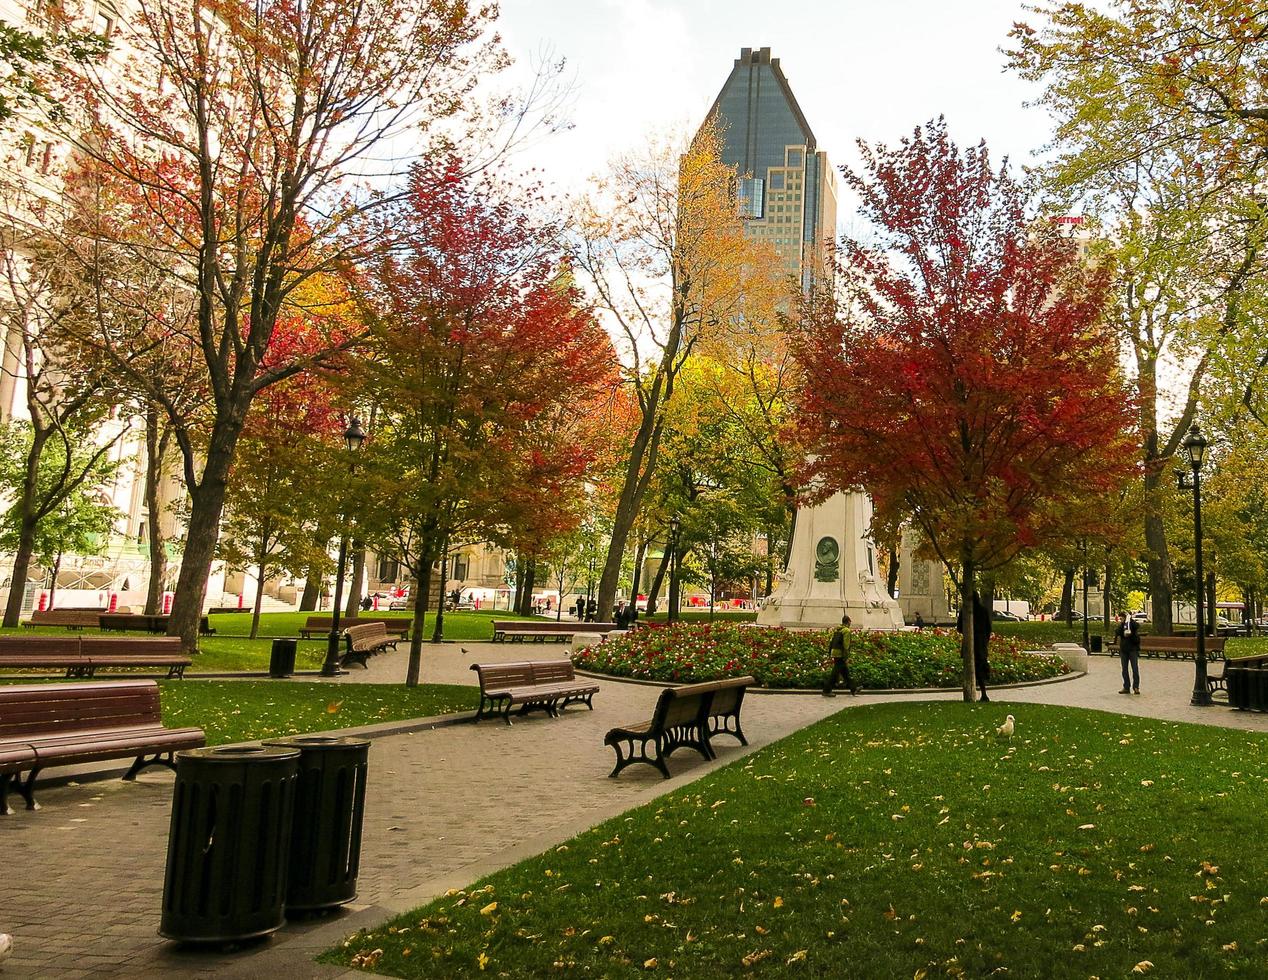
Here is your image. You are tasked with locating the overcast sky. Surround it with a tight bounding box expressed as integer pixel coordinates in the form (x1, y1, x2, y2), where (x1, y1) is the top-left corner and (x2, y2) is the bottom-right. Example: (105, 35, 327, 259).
(496, 0, 1057, 220)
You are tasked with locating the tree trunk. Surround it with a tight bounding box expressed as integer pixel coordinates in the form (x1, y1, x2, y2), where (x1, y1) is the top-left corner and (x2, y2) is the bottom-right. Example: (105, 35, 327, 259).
(959, 548, 976, 702)
(645, 545, 671, 616)
(886, 544, 899, 599)
(1059, 568, 1075, 624)
(48, 551, 62, 609)
(249, 526, 270, 640)
(1142, 473, 1174, 636)
(167, 469, 232, 646)
(345, 541, 365, 617)
(143, 404, 171, 616)
(431, 535, 450, 643)
(518, 557, 537, 616)
(1102, 561, 1113, 632)
(405, 546, 434, 687)
(299, 549, 324, 611)
(2, 426, 51, 627)
(629, 536, 646, 608)
(1207, 571, 1217, 637)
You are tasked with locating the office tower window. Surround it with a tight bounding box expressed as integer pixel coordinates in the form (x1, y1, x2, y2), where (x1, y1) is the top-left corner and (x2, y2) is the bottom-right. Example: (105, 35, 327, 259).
(737, 177, 765, 219)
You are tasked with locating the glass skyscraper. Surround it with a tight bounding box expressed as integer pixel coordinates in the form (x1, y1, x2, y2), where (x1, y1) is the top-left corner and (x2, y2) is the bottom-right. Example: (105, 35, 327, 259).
(704, 47, 838, 294)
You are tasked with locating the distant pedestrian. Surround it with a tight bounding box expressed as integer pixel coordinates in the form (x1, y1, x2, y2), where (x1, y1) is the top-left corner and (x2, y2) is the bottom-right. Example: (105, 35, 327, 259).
(1115, 611, 1141, 694)
(360, 596, 372, 611)
(614, 601, 629, 629)
(913, 612, 926, 629)
(822, 614, 859, 696)
(586, 597, 597, 622)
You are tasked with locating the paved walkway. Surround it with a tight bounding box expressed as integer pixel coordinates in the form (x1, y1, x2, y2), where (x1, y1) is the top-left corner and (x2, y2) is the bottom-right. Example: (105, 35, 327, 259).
(1, 647, 1264, 978)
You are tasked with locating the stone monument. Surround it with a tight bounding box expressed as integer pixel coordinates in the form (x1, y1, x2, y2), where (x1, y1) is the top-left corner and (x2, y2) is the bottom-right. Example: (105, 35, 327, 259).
(757, 492, 904, 630)
(897, 527, 952, 625)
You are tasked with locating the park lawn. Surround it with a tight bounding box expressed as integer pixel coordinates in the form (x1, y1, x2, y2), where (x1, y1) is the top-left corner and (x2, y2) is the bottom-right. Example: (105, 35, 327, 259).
(206, 608, 539, 642)
(325, 701, 1268, 979)
(159, 680, 474, 744)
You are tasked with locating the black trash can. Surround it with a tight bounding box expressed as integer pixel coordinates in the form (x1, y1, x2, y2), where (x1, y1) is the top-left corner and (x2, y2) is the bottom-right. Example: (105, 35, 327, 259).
(1089, 635, 1103, 653)
(160, 746, 300, 943)
(269, 638, 298, 678)
(1228, 667, 1249, 710)
(262, 735, 370, 912)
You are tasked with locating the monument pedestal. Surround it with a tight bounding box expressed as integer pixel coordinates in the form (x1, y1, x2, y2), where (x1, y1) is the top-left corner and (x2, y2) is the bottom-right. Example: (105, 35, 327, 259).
(897, 527, 952, 625)
(757, 492, 903, 631)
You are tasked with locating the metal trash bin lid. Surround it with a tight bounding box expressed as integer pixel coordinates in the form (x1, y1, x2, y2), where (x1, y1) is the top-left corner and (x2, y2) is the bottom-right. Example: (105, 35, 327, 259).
(178, 745, 301, 763)
(262, 735, 371, 751)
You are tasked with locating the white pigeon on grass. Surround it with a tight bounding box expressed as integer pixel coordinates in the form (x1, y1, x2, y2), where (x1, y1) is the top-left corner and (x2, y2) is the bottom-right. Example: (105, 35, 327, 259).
(996, 714, 1015, 739)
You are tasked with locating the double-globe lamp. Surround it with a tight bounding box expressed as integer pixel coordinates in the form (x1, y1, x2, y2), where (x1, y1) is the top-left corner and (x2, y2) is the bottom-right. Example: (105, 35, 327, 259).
(320, 417, 367, 678)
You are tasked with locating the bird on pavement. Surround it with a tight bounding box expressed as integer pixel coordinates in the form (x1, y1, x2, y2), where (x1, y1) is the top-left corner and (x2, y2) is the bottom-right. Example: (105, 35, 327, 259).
(996, 714, 1015, 738)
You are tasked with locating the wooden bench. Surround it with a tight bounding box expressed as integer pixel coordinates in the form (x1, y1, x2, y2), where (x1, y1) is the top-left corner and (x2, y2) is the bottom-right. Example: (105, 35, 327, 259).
(469, 658, 599, 724)
(1109, 635, 1228, 661)
(604, 676, 756, 779)
(298, 615, 410, 640)
(0, 635, 192, 678)
(341, 622, 399, 669)
(0, 680, 205, 814)
(491, 620, 618, 642)
(98, 613, 215, 636)
(22, 608, 109, 630)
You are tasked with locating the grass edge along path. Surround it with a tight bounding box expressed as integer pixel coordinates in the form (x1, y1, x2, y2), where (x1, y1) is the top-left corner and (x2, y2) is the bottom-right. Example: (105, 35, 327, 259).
(158, 680, 475, 745)
(323, 701, 1268, 979)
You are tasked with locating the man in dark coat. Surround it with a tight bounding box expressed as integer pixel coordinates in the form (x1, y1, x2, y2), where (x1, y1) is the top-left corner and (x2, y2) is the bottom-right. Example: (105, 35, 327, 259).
(1115, 611, 1141, 694)
(958, 592, 992, 702)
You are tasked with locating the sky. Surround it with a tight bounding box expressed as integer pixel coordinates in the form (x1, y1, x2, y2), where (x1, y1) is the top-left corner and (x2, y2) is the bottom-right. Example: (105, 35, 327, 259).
(495, 0, 1059, 221)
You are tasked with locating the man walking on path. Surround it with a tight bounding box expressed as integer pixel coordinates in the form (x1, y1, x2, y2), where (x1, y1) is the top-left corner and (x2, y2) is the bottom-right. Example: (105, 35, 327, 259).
(822, 614, 859, 696)
(1116, 611, 1141, 694)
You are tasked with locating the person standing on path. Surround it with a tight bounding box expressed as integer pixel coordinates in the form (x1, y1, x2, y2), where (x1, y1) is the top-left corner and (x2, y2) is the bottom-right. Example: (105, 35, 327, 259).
(822, 614, 859, 696)
(1115, 610, 1141, 694)
(957, 592, 993, 701)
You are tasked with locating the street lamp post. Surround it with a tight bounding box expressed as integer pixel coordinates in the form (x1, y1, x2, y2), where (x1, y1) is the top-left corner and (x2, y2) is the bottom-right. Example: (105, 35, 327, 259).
(667, 515, 680, 625)
(1179, 422, 1212, 707)
(320, 417, 367, 678)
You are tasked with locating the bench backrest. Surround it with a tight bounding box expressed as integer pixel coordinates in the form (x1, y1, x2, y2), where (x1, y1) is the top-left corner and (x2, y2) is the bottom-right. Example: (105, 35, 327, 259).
(345, 622, 387, 650)
(0, 636, 83, 657)
(1140, 635, 1228, 652)
(355, 615, 409, 633)
(81, 637, 185, 659)
(1226, 653, 1268, 669)
(471, 661, 537, 690)
(706, 675, 754, 715)
(653, 685, 713, 730)
(529, 660, 577, 685)
(27, 609, 103, 627)
(0, 680, 162, 738)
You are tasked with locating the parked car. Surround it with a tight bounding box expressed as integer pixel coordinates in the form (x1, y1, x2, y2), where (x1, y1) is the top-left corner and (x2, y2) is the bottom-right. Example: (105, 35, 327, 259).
(991, 610, 1022, 622)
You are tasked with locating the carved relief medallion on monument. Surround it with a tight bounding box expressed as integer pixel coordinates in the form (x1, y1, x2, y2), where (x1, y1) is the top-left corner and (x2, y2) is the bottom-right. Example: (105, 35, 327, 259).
(814, 537, 840, 582)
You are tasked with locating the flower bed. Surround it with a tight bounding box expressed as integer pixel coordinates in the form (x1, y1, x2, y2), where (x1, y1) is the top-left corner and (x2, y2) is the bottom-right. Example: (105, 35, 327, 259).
(572, 623, 1069, 690)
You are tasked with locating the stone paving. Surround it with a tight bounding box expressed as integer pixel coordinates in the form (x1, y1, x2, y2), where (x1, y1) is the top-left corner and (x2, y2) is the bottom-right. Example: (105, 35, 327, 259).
(1, 644, 1266, 978)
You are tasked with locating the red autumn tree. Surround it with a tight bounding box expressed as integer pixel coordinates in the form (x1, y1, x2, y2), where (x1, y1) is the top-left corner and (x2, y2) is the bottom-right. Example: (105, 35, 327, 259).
(355, 158, 616, 685)
(792, 119, 1137, 700)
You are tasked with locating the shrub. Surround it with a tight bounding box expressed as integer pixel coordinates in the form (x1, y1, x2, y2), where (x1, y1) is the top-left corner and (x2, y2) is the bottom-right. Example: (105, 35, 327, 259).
(572, 623, 1068, 690)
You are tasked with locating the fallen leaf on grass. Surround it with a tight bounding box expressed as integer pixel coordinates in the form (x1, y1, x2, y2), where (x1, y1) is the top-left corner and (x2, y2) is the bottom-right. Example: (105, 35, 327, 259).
(477, 951, 489, 971)
(1132, 961, 1154, 974)
(480, 901, 497, 916)
(326, 700, 343, 714)
(786, 949, 808, 964)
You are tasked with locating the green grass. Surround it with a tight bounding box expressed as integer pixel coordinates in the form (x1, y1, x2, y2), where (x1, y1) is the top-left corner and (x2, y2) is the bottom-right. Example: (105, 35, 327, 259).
(324, 702, 1268, 978)
(159, 680, 475, 744)
(0, 609, 543, 674)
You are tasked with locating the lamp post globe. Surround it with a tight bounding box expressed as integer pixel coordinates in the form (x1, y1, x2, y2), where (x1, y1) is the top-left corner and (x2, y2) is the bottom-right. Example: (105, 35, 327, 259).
(321, 416, 366, 678)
